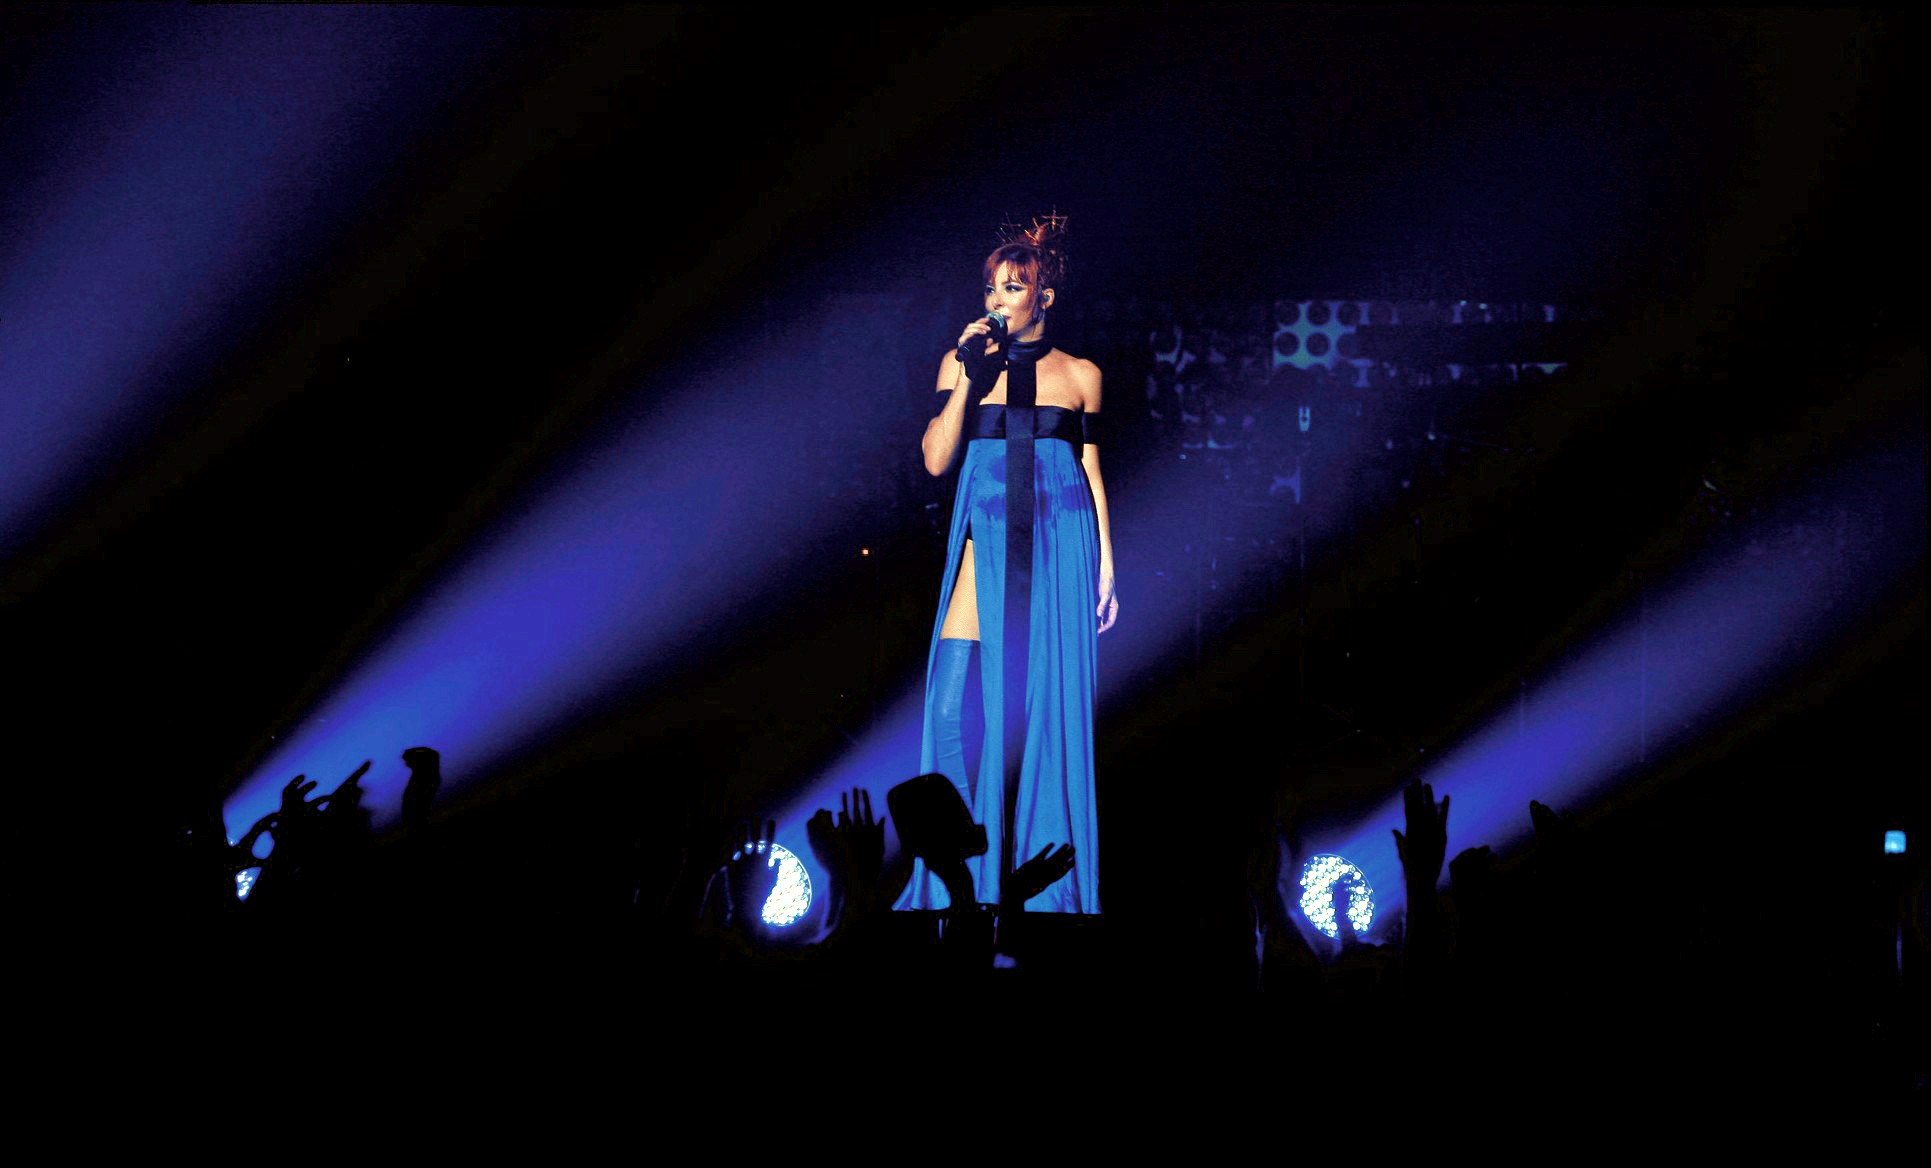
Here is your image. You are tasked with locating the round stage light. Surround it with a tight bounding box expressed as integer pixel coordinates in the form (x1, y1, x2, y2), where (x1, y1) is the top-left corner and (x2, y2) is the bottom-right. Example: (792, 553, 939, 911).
(1298, 853, 1374, 939)
(735, 841, 813, 927)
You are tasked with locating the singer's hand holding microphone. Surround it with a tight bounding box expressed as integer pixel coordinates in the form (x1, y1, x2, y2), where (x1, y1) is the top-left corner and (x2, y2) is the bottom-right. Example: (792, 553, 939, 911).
(956, 311, 1009, 388)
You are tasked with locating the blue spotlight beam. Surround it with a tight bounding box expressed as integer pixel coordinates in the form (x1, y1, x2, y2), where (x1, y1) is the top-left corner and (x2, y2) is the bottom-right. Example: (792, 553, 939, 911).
(222, 302, 852, 841)
(0, 8, 524, 559)
(228, 411, 765, 833)
(1307, 439, 1925, 930)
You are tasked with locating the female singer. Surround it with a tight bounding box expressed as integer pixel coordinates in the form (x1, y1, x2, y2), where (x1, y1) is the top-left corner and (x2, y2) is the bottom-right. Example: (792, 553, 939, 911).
(896, 216, 1115, 913)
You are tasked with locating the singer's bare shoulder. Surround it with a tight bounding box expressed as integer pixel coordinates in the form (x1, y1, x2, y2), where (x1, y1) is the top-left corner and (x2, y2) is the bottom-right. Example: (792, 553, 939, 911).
(1057, 351, 1103, 411)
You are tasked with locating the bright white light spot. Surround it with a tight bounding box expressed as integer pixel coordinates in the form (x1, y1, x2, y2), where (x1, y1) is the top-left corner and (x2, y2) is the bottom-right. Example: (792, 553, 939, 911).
(1298, 853, 1374, 940)
(235, 867, 262, 900)
(733, 841, 813, 927)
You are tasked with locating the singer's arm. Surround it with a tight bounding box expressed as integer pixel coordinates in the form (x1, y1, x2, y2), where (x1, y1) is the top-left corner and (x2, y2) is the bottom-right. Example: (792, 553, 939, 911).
(925, 315, 1004, 475)
(923, 350, 974, 476)
(1075, 361, 1117, 631)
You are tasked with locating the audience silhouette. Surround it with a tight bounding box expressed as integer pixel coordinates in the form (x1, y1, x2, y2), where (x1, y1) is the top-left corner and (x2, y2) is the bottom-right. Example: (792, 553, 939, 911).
(149, 750, 1919, 1106)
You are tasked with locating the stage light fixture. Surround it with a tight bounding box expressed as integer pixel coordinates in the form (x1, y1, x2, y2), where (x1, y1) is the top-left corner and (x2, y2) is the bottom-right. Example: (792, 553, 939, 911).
(734, 841, 813, 927)
(1298, 853, 1374, 939)
(235, 867, 262, 901)
(1884, 830, 1906, 855)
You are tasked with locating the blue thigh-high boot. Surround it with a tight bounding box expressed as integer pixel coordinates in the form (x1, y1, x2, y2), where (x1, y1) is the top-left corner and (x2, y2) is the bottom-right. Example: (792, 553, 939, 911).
(932, 637, 977, 801)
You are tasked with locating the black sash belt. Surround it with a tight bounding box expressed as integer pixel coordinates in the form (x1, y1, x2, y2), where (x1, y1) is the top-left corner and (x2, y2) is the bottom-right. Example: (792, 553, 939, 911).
(999, 356, 1038, 892)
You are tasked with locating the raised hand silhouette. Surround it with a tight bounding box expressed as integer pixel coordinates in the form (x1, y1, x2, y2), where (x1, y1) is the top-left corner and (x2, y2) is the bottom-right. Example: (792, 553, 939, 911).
(278, 775, 318, 818)
(261, 774, 322, 880)
(806, 806, 852, 931)
(724, 818, 782, 935)
(1002, 843, 1075, 913)
(1249, 819, 1322, 991)
(235, 810, 278, 863)
(808, 787, 898, 932)
(1393, 780, 1451, 972)
(806, 808, 846, 880)
(1392, 780, 1450, 888)
(1332, 878, 1359, 947)
(837, 788, 886, 894)
(316, 762, 373, 827)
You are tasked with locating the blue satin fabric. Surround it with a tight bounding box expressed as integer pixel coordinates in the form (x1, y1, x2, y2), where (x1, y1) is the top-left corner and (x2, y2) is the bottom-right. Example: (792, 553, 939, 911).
(895, 429, 1102, 913)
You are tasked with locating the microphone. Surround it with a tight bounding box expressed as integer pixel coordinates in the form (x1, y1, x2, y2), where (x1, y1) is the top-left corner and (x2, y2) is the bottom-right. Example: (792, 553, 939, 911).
(957, 311, 1009, 362)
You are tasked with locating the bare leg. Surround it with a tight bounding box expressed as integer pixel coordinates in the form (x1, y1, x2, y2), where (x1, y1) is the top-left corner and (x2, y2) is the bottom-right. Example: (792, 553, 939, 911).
(938, 537, 980, 641)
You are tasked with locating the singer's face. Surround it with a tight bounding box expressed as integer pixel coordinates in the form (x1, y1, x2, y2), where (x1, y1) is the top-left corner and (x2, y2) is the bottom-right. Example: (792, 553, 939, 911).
(984, 262, 1049, 335)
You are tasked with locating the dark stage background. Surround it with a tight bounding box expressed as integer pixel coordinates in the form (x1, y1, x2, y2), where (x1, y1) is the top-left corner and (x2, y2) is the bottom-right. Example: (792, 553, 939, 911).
(5, 6, 1922, 1084)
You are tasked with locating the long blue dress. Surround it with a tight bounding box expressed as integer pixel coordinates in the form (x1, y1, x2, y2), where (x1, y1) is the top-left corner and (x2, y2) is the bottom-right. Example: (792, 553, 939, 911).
(895, 403, 1102, 913)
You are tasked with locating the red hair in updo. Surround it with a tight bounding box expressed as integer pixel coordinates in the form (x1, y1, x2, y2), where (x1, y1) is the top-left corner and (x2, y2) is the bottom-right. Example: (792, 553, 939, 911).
(981, 213, 1069, 298)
